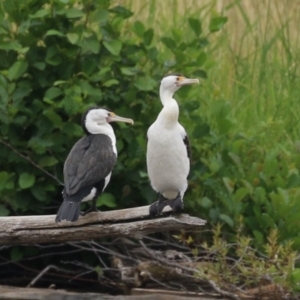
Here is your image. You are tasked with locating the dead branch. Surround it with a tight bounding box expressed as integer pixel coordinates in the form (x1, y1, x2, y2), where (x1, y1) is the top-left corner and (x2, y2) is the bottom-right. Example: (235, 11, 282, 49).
(0, 205, 206, 246)
(0, 284, 222, 300)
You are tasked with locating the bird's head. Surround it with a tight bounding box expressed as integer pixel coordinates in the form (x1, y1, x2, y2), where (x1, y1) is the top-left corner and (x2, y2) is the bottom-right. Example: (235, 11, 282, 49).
(82, 107, 134, 134)
(160, 74, 199, 94)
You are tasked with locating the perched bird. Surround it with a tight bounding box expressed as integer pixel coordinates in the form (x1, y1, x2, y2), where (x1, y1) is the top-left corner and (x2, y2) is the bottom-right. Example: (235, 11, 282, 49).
(147, 74, 199, 217)
(55, 107, 134, 222)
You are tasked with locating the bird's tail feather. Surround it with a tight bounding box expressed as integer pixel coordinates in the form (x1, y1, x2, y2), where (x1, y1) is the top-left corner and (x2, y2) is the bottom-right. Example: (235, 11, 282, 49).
(55, 201, 81, 223)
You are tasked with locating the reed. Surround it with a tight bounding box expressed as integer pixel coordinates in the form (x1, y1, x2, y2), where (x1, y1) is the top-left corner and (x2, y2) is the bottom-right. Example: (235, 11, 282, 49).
(120, 0, 300, 148)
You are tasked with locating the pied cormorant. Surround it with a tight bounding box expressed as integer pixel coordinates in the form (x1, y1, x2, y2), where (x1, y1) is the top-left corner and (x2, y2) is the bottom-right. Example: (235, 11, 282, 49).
(147, 74, 199, 216)
(55, 107, 134, 222)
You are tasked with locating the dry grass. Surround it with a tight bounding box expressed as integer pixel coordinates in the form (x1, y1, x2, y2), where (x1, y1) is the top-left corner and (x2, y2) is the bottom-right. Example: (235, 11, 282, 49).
(118, 0, 300, 143)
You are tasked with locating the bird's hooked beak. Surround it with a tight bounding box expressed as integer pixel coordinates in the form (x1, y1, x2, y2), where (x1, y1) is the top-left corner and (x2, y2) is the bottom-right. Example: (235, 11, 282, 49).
(107, 113, 134, 125)
(176, 76, 199, 87)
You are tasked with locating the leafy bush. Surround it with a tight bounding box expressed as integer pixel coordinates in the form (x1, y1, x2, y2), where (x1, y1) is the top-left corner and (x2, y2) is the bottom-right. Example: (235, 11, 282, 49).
(0, 0, 214, 216)
(2, 0, 300, 253)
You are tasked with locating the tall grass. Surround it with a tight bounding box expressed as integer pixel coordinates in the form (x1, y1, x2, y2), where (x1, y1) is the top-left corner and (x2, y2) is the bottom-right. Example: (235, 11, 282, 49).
(120, 0, 300, 149)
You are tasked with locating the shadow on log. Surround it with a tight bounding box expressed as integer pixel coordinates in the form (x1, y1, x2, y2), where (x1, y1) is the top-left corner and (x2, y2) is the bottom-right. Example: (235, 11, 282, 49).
(0, 205, 206, 245)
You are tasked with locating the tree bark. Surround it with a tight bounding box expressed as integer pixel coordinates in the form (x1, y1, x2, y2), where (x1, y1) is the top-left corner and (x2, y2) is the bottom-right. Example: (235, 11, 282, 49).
(0, 205, 206, 245)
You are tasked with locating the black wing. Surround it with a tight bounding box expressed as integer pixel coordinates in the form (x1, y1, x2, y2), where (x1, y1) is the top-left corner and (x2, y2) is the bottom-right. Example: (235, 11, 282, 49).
(183, 134, 191, 159)
(64, 134, 117, 196)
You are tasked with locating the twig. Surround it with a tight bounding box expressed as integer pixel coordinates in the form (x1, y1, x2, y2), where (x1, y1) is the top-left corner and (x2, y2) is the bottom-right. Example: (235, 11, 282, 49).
(27, 264, 76, 287)
(0, 138, 63, 185)
(138, 239, 241, 300)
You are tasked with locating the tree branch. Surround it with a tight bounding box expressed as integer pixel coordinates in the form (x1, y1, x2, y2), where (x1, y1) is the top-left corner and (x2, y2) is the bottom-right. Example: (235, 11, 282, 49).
(0, 205, 206, 246)
(0, 138, 63, 185)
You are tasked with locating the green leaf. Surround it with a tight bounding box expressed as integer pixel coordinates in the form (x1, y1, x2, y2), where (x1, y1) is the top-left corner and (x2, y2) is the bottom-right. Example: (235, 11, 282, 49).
(29, 9, 49, 19)
(38, 156, 58, 167)
(120, 67, 137, 76)
(134, 76, 156, 91)
(19, 173, 35, 189)
(197, 197, 213, 209)
(65, 8, 84, 18)
(10, 247, 23, 261)
(8, 60, 28, 80)
(103, 40, 122, 56)
(253, 230, 264, 244)
(31, 185, 47, 202)
(110, 5, 133, 19)
(0, 41, 22, 51)
(233, 187, 249, 202)
(46, 29, 65, 37)
(192, 122, 210, 139)
(54, 80, 67, 86)
(33, 62, 46, 70)
(94, 9, 109, 23)
(28, 137, 54, 154)
(209, 16, 228, 32)
(0, 204, 9, 216)
(67, 33, 79, 44)
(44, 87, 62, 100)
(223, 177, 234, 194)
(196, 52, 207, 66)
(143, 29, 154, 46)
(133, 21, 145, 37)
(12, 86, 32, 102)
(219, 214, 234, 227)
(46, 47, 62, 65)
(43, 110, 63, 128)
(85, 37, 100, 54)
(161, 37, 176, 50)
(188, 18, 202, 36)
(97, 193, 117, 208)
(103, 79, 119, 87)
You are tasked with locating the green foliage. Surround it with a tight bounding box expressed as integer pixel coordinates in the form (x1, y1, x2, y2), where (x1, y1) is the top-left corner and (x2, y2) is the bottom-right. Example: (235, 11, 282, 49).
(175, 226, 297, 297)
(0, 0, 213, 218)
(2, 0, 300, 262)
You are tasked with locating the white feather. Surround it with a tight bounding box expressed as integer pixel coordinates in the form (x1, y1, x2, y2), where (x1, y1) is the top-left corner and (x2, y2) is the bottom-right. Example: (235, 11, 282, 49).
(81, 187, 97, 202)
(85, 110, 117, 155)
(147, 97, 189, 200)
(81, 172, 112, 203)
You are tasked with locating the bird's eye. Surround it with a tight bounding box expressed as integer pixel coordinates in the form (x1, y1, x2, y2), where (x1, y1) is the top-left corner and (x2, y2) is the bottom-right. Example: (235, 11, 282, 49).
(108, 112, 111, 117)
(176, 77, 180, 81)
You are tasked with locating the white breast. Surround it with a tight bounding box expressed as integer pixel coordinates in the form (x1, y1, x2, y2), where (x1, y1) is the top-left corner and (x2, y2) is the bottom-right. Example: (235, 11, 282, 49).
(146, 121, 190, 199)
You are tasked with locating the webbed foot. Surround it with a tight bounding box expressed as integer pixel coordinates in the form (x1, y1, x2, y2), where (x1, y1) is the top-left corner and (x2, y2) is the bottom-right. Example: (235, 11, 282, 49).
(168, 193, 184, 214)
(149, 193, 168, 217)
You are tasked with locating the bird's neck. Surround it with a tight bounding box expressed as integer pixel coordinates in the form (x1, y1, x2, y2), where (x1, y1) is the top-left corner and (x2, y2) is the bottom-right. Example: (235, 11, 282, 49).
(159, 87, 175, 106)
(85, 123, 117, 153)
(158, 90, 179, 127)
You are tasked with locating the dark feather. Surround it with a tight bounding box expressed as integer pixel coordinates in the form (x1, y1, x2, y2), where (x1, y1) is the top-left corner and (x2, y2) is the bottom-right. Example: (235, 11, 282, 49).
(64, 134, 117, 196)
(183, 134, 191, 159)
(55, 201, 81, 222)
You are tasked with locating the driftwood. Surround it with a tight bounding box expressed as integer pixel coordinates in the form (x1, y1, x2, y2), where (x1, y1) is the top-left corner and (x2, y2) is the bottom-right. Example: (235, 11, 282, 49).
(0, 285, 223, 300)
(0, 205, 206, 246)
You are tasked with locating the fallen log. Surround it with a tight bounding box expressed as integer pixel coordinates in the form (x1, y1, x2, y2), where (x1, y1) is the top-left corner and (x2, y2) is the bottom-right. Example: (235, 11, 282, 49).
(0, 205, 206, 245)
(0, 285, 222, 300)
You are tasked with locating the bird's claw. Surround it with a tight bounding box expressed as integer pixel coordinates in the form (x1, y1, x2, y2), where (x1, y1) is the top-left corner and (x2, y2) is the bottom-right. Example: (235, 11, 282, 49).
(149, 193, 184, 216)
(80, 206, 100, 216)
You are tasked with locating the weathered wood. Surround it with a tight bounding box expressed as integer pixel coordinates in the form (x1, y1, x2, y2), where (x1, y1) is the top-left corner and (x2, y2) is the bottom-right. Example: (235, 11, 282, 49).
(132, 288, 223, 299)
(0, 205, 206, 246)
(0, 285, 221, 300)
(0, 205, 172, 230)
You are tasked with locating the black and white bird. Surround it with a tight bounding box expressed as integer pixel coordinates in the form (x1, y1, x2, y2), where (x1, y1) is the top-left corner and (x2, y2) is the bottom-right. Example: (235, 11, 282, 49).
(147, 74, 199, 217)
(55, 107, 134, 223)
